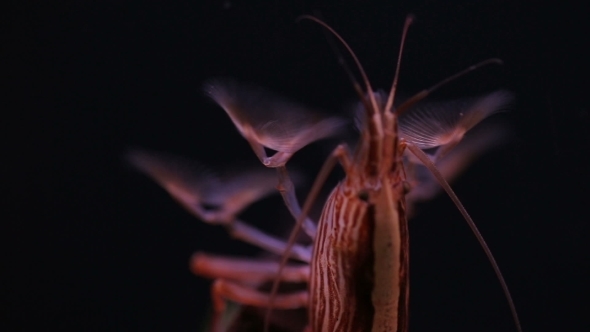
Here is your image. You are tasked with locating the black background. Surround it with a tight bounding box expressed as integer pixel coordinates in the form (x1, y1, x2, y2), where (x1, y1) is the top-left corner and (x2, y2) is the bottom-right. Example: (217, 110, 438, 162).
(4, 1, 589, 331)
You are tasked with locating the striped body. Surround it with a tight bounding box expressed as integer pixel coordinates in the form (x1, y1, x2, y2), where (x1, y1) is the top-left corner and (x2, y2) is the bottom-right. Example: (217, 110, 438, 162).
(309, 100, 410, 332)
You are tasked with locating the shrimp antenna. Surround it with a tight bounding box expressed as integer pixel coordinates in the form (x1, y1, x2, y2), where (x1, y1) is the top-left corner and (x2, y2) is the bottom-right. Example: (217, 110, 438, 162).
(407, 144, 523, 332)
(396, 58, 503, 116)
(312, 11, 366, 104)
(384, 14, 414, 114)
(297, 15, 380, 117)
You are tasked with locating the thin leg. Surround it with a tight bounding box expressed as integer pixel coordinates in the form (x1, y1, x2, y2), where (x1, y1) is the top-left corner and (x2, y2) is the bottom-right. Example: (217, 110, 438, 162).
(244, 136, 293, 168)
(229, 220, 312, 262)
(264, 144, 353, 329)
(276, 166, 317, 238)
(190, 214, 312, 262)
(248, 137, 268, 164)
(275, 144, 353, 278)
(209, 280, 308, 332)
(191, 252, 310, 284)
(213, 280, 308, 310)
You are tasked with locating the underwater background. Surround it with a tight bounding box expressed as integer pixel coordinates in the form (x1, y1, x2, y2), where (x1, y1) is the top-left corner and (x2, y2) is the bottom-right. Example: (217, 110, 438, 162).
(4, 1, 588, 331)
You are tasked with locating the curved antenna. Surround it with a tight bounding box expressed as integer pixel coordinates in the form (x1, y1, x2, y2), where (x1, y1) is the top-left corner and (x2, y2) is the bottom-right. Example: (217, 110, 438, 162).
(297, 15, 380, 116)
(384, 14, 415, 114)
(312, 11, 371, 112)
(406, 143, 522, 332)
(396, 58, 503, 116)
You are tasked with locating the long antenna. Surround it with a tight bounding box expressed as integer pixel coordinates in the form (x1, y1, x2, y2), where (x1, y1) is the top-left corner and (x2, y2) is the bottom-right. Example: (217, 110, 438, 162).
(297, 15, 380, 117)
(384, 14, 415, 114)
(312, 11, 366, 103)
(407, 144, 522, 332)
(396, 58, 503, 116)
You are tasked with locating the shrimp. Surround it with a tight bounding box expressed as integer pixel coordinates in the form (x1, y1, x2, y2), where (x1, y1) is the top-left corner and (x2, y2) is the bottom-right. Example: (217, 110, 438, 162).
(127, 14, 521, 332)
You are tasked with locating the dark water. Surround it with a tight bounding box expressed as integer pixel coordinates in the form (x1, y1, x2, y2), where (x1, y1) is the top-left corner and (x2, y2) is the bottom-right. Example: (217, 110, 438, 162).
(4, 1, 588, 331)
